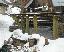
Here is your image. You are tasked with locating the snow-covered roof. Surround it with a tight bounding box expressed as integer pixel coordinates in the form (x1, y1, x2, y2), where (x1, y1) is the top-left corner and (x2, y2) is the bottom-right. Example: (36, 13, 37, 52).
(52, 0, 64, 6)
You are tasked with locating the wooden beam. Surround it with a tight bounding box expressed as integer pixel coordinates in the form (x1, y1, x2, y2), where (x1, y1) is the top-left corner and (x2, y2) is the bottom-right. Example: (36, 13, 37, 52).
(53, 16, 59, 39)
(25, 15, 29, 34)
(33, 15, 38, 33)
(21, 16, 26, 33)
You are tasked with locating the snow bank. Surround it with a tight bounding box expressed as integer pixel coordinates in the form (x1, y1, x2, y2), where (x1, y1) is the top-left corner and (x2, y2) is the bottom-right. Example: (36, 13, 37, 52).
(37, 38, 64, 52)
(0, 14, 14, 48)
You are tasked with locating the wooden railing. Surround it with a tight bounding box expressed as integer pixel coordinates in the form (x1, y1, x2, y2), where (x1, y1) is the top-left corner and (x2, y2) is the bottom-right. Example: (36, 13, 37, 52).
(10, 12, 64, 39)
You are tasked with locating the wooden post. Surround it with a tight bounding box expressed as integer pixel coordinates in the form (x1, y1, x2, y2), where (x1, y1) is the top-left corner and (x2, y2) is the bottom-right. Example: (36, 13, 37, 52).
(20, 15, 23, 29)
(53, 16, 59, 39)
(21, 15, 26, 33)
(16, 16, 20, 27)
(25, 15, 29, 34)
(33, 15, 38, 33)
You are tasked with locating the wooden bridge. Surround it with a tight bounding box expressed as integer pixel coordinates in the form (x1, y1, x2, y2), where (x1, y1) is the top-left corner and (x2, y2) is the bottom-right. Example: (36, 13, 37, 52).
(10, 12, 64, 39)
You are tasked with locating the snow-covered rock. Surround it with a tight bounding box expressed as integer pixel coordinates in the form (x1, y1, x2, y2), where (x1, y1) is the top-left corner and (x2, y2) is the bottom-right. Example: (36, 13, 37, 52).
(13, 29, 29, 40)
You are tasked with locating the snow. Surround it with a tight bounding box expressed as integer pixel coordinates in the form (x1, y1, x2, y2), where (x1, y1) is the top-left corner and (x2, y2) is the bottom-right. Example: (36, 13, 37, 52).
(0, 14, 14, 28)
(13, 29, 29, 40)
(6, 0, 16, 3)
(0, 14, 14, 48)
(37, 36, 45, 46)
(6, 6, 21, 15)
(5, 5, 13, 15)
(12, 31, 64, 52)
(36, 38, 64, 52)
(6, 0, 12, 3)
(11, 7, 21, 14)
(30, 34, 40, 39)
(26, 12, 40, 14)
(52, 0, 64, 6)
(21, 35, 64, 52)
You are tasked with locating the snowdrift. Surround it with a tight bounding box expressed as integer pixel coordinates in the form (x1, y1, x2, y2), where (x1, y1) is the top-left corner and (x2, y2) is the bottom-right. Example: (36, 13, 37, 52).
(0, 14, 14, 48)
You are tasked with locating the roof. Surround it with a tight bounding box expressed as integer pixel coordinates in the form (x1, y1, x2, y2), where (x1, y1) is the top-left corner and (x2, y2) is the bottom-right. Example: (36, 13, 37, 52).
(52, 0, 64, 6)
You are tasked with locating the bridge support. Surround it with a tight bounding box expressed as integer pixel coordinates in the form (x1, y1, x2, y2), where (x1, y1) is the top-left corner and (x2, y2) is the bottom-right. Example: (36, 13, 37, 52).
(33, 15, 38, 33)
(53, 16, 59, 39)
(25, 15, 30, 34)
(21, 16, 26, 33)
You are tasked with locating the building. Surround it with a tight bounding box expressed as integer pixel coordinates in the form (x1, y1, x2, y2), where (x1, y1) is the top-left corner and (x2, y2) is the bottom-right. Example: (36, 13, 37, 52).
(16, 0, 64, 12)
(20, 0, 53, 12)
(37, 0, 53, 12)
